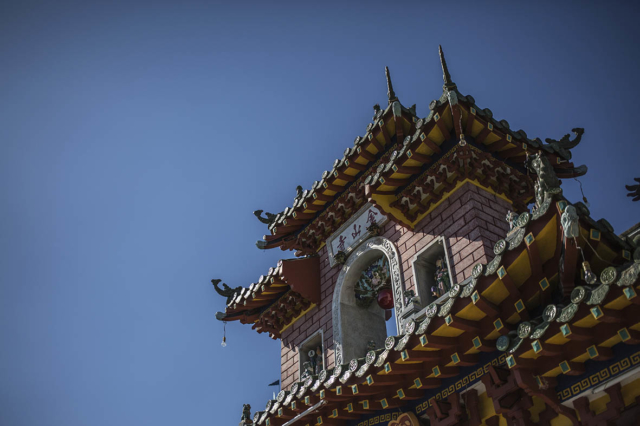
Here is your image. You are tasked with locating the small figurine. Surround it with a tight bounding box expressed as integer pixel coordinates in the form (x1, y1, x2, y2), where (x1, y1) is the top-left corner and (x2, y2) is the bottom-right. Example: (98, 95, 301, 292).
(367, 222, 381, 236)
(301, 361, 313, 379)
(241, 404, 252, 422)
(433, 257, 451, 298)
(431, 286, 439, 298)
(367, 340, 377, 351)
(560, 205, 579, 240)
(506, 211, 519, 231)
(403, 289, 419, 305)
(334, 251, 347, 265)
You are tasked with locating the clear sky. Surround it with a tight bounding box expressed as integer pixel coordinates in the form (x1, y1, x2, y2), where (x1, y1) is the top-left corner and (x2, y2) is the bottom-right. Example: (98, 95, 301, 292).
(1, 1, 639, 425)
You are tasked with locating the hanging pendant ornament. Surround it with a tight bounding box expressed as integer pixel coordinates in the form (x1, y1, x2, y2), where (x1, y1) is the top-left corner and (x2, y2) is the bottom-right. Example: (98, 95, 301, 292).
(221, 322, 227, 347)
(574, 178, 590, 207)
(377, 287, 394, 310)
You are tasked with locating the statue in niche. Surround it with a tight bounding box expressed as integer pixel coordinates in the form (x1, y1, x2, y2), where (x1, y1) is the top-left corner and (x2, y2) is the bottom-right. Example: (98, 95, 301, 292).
(302, 346, 323, 378)
(432, 257, 451, 298)
(354, 256, 391, 308)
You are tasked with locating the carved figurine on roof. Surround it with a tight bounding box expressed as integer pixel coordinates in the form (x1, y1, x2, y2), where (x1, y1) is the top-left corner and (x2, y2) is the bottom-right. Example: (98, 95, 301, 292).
(627, 177, 640, 202)
(240, 404, 252, 425)
(523, 128, 587, 210)
(211, 278, 242, 305)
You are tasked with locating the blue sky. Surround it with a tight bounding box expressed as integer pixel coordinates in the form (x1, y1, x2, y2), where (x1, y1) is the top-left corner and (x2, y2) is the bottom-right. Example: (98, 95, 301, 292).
(1, 1, 639, 425)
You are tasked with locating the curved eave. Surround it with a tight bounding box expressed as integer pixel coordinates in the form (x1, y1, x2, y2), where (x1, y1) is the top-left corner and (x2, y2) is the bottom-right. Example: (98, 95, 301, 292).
(258, 103, 418, 253)
(366, 93, 587, 223)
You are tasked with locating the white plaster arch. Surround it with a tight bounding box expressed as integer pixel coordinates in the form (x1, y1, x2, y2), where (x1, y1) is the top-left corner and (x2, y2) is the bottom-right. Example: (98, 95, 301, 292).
(331, 236, 405, 365)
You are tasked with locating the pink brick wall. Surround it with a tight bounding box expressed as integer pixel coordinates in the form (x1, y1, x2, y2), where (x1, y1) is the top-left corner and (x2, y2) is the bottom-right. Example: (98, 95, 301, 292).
(280, 245, 336, 390)
(279, 182, 513, 390)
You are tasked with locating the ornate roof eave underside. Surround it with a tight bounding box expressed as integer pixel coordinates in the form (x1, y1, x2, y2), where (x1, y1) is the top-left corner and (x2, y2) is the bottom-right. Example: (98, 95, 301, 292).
(251, 191, 640, 426)
(258, 89, 588, 255)
(217, 256, 321, 339)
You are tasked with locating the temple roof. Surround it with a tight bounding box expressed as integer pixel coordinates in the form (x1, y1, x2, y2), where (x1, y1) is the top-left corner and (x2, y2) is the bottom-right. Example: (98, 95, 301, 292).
(214, 256, 321, 339)
(249, 187, 640, 426)
(254, 47, 588, 255)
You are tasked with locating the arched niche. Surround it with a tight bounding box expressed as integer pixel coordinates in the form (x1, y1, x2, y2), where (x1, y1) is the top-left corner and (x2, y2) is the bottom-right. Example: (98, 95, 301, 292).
(331, 237, 405, 365)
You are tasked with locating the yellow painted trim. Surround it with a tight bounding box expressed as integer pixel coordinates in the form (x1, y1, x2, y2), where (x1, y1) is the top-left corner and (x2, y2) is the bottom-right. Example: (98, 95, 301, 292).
(279, 303, 317, 333)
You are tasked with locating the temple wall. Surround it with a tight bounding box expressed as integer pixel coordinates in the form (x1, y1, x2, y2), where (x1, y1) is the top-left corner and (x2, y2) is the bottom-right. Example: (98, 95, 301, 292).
(280, 182, 512, 391)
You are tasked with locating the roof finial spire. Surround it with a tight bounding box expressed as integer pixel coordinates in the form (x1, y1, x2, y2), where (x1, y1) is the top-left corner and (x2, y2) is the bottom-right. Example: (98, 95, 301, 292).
(439, 45, 456, 90)
(385, 66, 397, 105)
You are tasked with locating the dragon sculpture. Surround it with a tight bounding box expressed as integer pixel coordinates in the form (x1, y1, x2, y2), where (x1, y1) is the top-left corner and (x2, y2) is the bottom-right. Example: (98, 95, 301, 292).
(253, 210, 278, 225)
(524, 151, 562, 209)
(544, 128, 584, 161)
(253, 187, 303, 226)
(626, 177, 640, 202)
(211, 279, 242, 305)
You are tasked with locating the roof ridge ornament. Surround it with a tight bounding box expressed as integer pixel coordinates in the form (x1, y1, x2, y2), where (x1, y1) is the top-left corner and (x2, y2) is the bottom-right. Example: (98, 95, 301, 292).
(439, 45, 457, 91)
(211, 278, 242, 305)
(385, 66, 398, 105)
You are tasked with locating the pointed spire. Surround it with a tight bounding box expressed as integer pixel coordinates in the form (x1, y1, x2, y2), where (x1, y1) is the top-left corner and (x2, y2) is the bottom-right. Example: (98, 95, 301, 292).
(439, 45, 456, 90)
(385, 66, 398, 105)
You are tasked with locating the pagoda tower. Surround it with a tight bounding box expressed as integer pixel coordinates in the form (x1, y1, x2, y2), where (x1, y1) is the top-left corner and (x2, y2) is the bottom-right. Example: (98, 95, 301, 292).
(213, 47, 640, 426)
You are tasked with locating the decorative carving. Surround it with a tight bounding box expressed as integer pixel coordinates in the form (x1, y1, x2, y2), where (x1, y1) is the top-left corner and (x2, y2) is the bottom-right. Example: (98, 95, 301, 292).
(366, 222, 381, 236)
(517, 322, 532, 339)
(516, 212, 531, 228)
(574, 382, 630, 426)
(600, 267, 618, 285)
(416, 317, 431, 335)
(543, 305, 558, 322)
(571, 287, 587, 304)
(461, 279, 477, 297)
(403, 289, 420, 305)
(616, 264, 640, 287)
(506, 211, 519, 231)
(389, 412, 421, 426)
(525, 152, 562, 209)
(211, 279, 242, 305)
(241, 404, 252, 422)
(472, 263, 485, 279)
(588, 284, 610, 305)
(557, 303, 578, 323)
(496, 335, 510, 351)
(253, 210, 277, 225)
(334, 251, 346, 265)
(354, 256, 390, 308)
(485, 254, 502, 275)
(439, 298, 455, 317)
(544, 128, 584, 160)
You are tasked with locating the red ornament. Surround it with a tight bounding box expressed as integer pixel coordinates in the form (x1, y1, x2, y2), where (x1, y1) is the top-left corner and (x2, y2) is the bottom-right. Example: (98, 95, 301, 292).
(377, 288, 394, 310)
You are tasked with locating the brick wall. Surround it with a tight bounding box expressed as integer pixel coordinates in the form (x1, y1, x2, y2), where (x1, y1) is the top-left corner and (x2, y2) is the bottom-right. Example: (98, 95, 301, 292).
(279, 182, 513, 390)
(280, 245, 336, 390)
